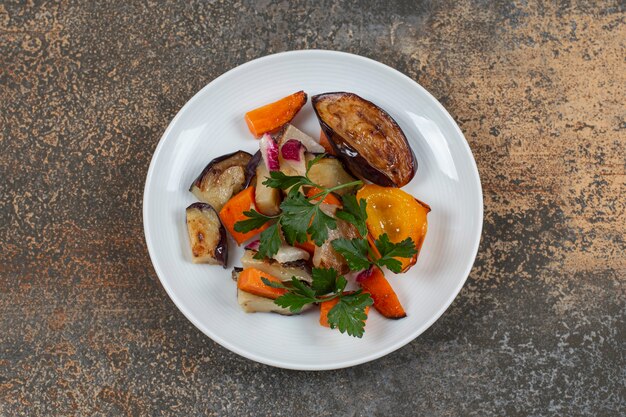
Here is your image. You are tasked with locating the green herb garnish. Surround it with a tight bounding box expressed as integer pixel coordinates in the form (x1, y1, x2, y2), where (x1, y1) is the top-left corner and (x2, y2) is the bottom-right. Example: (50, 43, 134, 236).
(262, 267, 373, 338)
(234, 154, 362, 258)
(332, 234, 418, 274)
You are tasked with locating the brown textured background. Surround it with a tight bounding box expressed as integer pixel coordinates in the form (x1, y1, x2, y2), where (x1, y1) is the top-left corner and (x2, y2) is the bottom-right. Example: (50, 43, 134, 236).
(1, 1, 624, 416)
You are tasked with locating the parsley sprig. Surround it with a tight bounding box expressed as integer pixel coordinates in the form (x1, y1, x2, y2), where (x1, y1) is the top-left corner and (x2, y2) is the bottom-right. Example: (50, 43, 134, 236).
(234, 154, 362, 259)
(234, 154, 419, 338)
(332, 234, 418, 274)
(262, 268, 374, 338)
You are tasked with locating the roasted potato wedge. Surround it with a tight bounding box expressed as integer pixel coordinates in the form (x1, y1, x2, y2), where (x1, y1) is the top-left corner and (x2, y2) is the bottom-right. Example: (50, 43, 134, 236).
(312, 92, 416, 187)
(255, 163, 282, 216)
(307, 156, 357, 195)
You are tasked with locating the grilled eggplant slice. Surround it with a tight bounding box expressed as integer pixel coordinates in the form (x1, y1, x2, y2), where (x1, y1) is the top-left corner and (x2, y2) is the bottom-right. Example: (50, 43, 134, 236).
(189, 151, 252, 211)
(255, 163, 282, 216)
(307, 156, 357, 196)
(241, 250, 312, 283)
(312, 92, 416, 187)
(186, 203, 227, 266)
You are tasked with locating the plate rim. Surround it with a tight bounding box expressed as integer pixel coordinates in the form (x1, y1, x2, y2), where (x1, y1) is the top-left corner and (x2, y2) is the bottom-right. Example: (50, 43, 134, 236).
(143, 49, 484, 370)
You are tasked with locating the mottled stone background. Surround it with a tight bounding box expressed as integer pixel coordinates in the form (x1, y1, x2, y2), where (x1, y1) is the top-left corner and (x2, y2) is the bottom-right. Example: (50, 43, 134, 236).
(1, 0, 624, 416)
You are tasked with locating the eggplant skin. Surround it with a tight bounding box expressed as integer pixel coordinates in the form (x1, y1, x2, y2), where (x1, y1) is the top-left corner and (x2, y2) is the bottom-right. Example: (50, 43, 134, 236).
(243, 150, 262, 188)
(189, 151, 252, 211)
(312, 92, 416, 187)
(186, 202, 228, 267)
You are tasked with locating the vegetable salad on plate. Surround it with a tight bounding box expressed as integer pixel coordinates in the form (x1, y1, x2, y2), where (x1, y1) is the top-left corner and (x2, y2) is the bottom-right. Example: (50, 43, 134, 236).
(184, 91, 430, 338)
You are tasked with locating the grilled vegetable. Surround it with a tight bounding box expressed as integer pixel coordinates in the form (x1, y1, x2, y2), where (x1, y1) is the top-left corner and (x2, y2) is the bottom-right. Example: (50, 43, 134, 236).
(275, 123, 325, 154)
(357, 266, 406, 319)
(186, 203, 227, 266)
(273, 245, 310, 263)
(245, 240, 309, 263)
(255, 163, 282, 216)
(307, 157, 357, 196)
(237, 289, 295, 315)
(243, 150, 262, 188)
(305, 187, 342, 206)
(189, 151, 253, 211)
(356, 184, 430, 272)
(241, 250, 312, 283)
(245, 91, 307, 137)
(232, 269, 309, 315)
(312, 92, 416, 187)
(260, 133, 280, 171)
(237, 267, 286, 299)
(313, 215, 360, 275)
(280, 139, 307, 175)
(219, 186, 269, 245)
(319, 131, 336, 155)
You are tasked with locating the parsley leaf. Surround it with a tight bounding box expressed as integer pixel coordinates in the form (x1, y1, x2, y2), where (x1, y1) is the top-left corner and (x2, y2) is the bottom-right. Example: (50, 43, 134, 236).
(331, 238, 372, 272)
(306, 153, 327, 174)
(234, 209, 274, 233)
(254, 222, 282, 260)
(336, 195, 368, 237)
(307, 207, 337, 246)
(374, 234, 418, 273)
(311, 267, 338, 295)
(279, 193, 316, 244)
(326, 291, 373, 338)
(265, 268, 373, 337)
(335, 275, 347, 293)
(260, 278, 288, 289)
(274, 292, 316, 313)
(262, 171, 312, 190)
(272, 277, 317, 313)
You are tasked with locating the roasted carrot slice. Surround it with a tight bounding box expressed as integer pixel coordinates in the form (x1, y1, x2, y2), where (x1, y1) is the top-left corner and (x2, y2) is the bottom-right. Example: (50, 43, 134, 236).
(237, 268, 286, 299)
(219, 186, 269, 245)
(245, 91, 307, 137)
(356, 267, 406, 319)
(319, 294, 371, 327)
(356, 184, 430, 272)
(319, 298, 339, 327)
(305, 186, 342, 206)
(319, 131, 336, 155)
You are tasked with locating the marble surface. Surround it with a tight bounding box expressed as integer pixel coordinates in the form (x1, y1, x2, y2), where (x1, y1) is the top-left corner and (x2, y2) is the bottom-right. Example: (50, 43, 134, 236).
(1, 1, 624, 415)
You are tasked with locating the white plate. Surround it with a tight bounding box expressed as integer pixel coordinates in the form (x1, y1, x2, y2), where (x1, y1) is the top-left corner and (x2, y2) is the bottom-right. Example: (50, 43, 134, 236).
(143, 50, 483, 370)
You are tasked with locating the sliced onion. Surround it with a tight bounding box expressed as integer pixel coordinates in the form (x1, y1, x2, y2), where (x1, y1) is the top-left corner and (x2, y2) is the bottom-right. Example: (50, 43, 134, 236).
(260, 133, 280, 171)
(281, 139, 306, 175)
(274, 245, 310, 263)
(245, 240, 310, 263)
(244, 240, 260, 251)
(291, 134, 325, 153)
